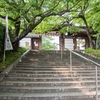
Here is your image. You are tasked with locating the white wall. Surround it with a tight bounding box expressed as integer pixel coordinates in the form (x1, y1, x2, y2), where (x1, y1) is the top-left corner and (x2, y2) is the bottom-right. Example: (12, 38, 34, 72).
(65, 38, 74, 50)
(19, 38, 31, 49)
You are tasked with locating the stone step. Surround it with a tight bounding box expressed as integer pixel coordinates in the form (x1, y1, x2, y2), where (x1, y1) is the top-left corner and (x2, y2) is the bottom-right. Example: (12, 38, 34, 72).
(13, 67, 96, 71)
(16, 63, 94, 68)
(16, 65, 69, 68)
(17, 61, 93, 65)
(4, 76, 100, 81)
(11, 69, 97, 72)
(9, 73, 100, 77)
(10, 70, 97, 74)
(0, 80, 99, 86)
(0, 91, 97, 100)
(13, 67, 71, 71)
(0, 85, 98, 93)
(24, 54, 62, 57)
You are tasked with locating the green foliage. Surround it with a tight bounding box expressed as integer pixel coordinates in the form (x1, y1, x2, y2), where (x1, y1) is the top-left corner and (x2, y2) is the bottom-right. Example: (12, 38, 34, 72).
(59, 26, 80, 34)
(0, 1, 89, 34)
(33, 16, 66, 34)
(84, 48, 94, 53)
(0, 0, 100, 48)
(85, 0, 100, 31)
(0, 47, 27, 72)
(84, 48, 100, 58)
(98, 36, 100, 48)
(0, 23, 5, 55)
(42, 36, 57, 50)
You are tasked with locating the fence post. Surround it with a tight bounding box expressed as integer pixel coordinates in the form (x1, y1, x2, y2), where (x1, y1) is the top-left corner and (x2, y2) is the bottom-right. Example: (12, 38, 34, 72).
(61, 48, 63, 59)
(95, 66, 98, 100)
(70, 51, 72, 71)
(54, 43, 56, 50)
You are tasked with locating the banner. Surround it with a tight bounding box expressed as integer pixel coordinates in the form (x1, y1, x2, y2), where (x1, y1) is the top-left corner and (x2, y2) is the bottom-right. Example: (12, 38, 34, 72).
(5, 15, 13, 50)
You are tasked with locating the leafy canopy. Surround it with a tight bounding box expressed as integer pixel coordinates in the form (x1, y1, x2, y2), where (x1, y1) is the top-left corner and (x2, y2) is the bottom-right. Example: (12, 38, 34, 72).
(0, 0, 100, 46)
(42, 36, 57, 50)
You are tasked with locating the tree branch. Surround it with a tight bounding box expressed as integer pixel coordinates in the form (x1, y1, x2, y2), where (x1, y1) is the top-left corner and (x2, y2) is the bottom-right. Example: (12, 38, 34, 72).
(52, 23, 72, 31)
(40, 0, 44, 7)
(41, 0, 81, 17)
(69, 0, 81, 11)
(0, 14, 16, 21)
(22, 0, 25, 4)
(12, 15, 45, 45)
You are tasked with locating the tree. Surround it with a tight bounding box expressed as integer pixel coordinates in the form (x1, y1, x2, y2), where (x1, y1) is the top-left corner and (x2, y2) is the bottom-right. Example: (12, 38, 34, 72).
(0, 0, 100, 50)
(34, 0, 100, 48)
(42, 36, 57, 50)
(77, 0, 100, 48)
(0, 0, 85, 51)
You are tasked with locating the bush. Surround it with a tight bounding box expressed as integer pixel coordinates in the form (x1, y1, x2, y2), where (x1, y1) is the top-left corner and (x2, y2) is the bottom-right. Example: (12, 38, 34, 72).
(0, 23, 5, 56)
(84, 48, 94, 53)
(98, 36, 100, 48)
(84, 48, 100, 58)
(0, 47, 27, 72)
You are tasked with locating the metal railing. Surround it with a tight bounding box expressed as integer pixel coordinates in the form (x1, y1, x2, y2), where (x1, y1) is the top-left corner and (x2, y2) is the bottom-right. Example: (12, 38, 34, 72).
(54, 43, 100, 100)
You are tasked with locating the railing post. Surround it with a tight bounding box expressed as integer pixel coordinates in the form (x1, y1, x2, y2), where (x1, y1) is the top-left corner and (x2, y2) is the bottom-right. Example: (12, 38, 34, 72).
(61, 48, 63, 59)
(95, 66, 98, 100)
(54, 43, 56, 50)
(70, 51, 72, 71)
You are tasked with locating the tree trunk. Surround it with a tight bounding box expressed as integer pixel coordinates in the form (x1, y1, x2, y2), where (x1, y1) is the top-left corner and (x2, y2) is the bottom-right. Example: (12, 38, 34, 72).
(80, 15, 93, 48)
(13, 41, 19, 52)
(87, 33, 92, 48)
(12, 20, 20, 52)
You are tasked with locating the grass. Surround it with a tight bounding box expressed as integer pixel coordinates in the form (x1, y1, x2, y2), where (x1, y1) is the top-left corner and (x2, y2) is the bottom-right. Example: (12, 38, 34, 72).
(0, 47, 27, 73)
(84, 48, 100, 58)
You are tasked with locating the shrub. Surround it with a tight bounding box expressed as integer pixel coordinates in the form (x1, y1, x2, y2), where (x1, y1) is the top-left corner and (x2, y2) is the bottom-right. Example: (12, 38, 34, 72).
(85, 48, 100, 58)
(0, 23, 5, 56)
(84, 48, 94, 53)
(98, 36, 100, 48)
(0, 47, 27, 72)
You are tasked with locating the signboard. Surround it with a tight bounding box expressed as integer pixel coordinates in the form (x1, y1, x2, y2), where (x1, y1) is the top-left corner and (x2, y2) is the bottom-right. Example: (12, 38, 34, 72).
(5, 15, 13, 50)
(5, 32, 13, 50)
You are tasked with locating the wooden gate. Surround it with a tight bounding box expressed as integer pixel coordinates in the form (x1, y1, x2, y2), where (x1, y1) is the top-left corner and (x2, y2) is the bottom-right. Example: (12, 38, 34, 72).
(32, 38, 40, 50)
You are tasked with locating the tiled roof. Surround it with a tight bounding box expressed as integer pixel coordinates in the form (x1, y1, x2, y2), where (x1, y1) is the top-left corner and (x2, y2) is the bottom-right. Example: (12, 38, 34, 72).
(25, 33, 40, 38)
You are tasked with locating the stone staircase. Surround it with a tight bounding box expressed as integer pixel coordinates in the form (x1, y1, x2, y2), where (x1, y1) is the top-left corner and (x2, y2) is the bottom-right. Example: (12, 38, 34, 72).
(0, 50, 100, 100)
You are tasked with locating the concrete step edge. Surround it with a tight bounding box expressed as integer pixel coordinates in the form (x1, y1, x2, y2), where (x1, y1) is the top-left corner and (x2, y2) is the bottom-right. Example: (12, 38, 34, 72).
(1, 80, 99, 84)
(0, 85, 99, 90)
(0, 91, 97, 97)
(4, 76, 100, 80)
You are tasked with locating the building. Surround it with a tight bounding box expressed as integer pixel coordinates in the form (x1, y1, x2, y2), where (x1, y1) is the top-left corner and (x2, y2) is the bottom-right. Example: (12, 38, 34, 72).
(19, 27, 97, 50)
(19, 33, 42, 50)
